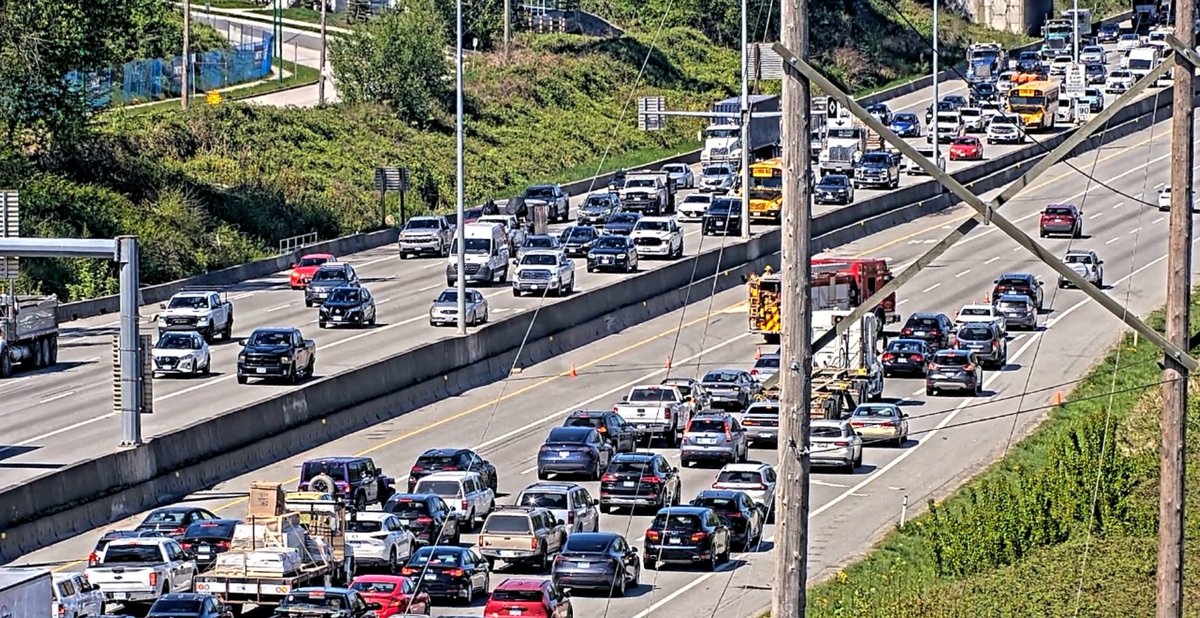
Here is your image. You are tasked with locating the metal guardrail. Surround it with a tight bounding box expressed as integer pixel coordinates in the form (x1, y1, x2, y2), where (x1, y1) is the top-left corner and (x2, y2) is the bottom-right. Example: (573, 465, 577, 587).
(279, 232, 318, 255)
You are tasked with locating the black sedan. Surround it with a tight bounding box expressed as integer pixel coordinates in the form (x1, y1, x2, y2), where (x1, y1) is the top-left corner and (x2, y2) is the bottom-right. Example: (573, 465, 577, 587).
(880, 338, 931, 377)
(604, 212, 642, 235)
(643, 506, 731, 571)
(401, 546, 491, 604)
(690, 490, 764, 550)
(408, 448, 497, 493)
(319, 285, 377, 329)
(587, 235, 639, 273)
(551, 532, 642, 596)
(180, 519, 241, 572)
(559, 225, 601, 257)
(813, 174, 854, 205)
(701, 197, 744, 236)
(537, 426, 615, 480)
(135, 506, 218, 538)
(926, 349, 984, 397)
(384, 493, 462, 546)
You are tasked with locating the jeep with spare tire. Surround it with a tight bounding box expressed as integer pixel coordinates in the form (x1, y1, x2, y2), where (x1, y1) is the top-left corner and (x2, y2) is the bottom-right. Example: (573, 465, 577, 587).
(297, 456, 396, 510)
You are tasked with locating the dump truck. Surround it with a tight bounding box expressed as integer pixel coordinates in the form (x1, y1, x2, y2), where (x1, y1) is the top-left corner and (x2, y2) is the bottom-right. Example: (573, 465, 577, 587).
(0, 294, 58, 378)
(700, 95, 782, 164)
(193, 490, 353, 612)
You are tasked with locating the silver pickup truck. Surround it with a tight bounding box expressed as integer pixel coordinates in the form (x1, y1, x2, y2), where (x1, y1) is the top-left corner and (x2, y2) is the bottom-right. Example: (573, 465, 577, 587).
(84, 537, 196, 607)
(612, 384, 696, 447)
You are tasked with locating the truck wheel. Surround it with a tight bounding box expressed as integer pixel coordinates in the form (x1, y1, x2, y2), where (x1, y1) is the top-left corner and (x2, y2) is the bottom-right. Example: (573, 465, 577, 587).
(32, 338, 44, 368)
(48, 336, 58, 365)
(0, 351, 12, 378)
(223, 320, 233, 340)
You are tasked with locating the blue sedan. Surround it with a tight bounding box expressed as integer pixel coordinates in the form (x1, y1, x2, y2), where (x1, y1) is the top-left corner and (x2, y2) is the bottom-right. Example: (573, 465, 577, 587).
(888, 113, 922, 137)
(537, 427, 614, 481)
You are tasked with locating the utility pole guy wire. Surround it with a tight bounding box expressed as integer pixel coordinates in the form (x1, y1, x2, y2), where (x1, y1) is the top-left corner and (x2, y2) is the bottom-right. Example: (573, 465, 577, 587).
(773, 0, 811, 612)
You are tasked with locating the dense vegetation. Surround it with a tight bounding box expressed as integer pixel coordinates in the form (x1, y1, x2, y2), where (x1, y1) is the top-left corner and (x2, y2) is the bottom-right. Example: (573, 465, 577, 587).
(806, 298, 1200, 616)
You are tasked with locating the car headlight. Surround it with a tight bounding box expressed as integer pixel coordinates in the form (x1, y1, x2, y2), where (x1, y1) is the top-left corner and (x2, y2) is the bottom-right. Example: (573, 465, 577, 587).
(197, 317, 209, 325)
(281, 356, 292, 363)
(238, 354, 247, 362)
(157, 317, 167, 325)
(617, 253, 627, 259)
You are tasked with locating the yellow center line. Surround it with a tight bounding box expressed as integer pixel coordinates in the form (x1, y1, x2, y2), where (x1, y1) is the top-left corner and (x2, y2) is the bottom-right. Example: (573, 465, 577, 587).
(852, 128, 1165, 258)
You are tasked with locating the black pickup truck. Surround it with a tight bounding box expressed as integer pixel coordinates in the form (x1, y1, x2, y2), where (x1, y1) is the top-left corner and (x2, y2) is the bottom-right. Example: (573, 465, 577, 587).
(236, 327, 316, 385)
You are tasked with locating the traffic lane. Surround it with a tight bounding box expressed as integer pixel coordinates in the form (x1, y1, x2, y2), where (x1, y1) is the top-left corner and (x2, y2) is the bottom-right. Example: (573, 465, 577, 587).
(0, 226, 748, 488)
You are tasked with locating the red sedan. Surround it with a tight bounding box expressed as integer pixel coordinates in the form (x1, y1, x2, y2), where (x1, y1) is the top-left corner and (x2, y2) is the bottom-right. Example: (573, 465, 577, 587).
(949, 136, 984, 161)
(350, 575, 432, 617)
(289, 253, 335, 289)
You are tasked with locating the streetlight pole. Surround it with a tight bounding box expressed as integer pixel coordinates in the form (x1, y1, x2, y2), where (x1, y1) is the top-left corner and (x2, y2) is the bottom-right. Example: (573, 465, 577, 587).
(739, 0, 751, 239)
(1072, 0, 1080, 65)
(931, 0, 939, 171)
(182, 0, 191, 110)
(455, 0, 467, 335)
(318, 0, 327, 104)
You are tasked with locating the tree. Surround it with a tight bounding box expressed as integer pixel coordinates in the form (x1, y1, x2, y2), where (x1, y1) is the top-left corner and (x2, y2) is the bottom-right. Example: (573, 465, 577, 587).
(330, 0, 452, 125)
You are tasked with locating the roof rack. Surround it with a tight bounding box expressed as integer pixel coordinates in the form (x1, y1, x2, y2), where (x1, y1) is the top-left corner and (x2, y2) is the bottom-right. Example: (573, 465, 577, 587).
(492, 505, 536, 512)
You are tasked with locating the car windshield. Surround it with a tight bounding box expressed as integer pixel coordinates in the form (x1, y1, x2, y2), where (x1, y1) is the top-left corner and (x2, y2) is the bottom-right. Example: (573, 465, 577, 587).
(298, 256, 329, 267)
(563, 535, 611, 552)
(156, 333, 199, 350)
(563, 228, 596, 242)
(351, 581, 398, 594)
(183, 520, 237, 539)
(703, 371, 741, 383)
(346, 520, 384, 533)
(610, 458, 653, 474)
(167, 295, 209, 309)
(313, 269, 347, 282)
(583, 198, 611, 209)
(952, 138, 975, 146)
(151, 599, 202, 611)
(282, 592, 349, 608)
(410, 548, 463, 566)
(415, 480, 462, 498)
(625, 179, 655, 188)
(629, 388, 677, 402)
(101, 544, 162, 564)
(483, 515, 532, 534)
(887, 340, 924, 353)
(694, 496, 738, 510)
(519, 491, 568, 509)
(407, 219, 441, 229)
(143, 510, 187, 524)
(996, 277, 1031, 288)
(525, 237, 556, 248)
(651, 513, 702, 530)
(327, 288, 360, 303)
(663, 164, 687, 173)
(745, 403, 779, 417)
(564, 415, 605, 430)
(854, 406, 898, 418)
(906, 317, 941, 328)
(610, 214, 639, 224)
(861, 153, 891, 165)
(934, 353, 971, 366)
(521, 254, 558, 266)
(998, 299, 1029, 310)
(811, 425, 844, 438)
(301, 461, 347, 481)
(524, 187, 554, 199)
(386, 498, 431, 517)
(454, 238, 491, 254)
(492, 590, 545, 603)
(547, 428, 589, 443)
(959, 307, 991, 317)
(687, 418, 727, 433)
(594, 236, 627, 248)
(755, 356, 780, 369)
(957, 327, 993, 341)
(704, 166, 731, 176)
(683, 195, 710, 205)
(894, 113, 917, 123)
(636, 221, 669, 232)
(716, 470, 762, 483)
(818, 176, 849, 188)
(1065, 254, 1093, 264)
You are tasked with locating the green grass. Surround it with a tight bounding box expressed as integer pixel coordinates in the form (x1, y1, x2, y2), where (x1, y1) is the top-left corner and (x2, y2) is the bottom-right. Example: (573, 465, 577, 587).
(805, 293, 1200, 616)
(250, 7, 352, 29)
(197, 0, 260, 7)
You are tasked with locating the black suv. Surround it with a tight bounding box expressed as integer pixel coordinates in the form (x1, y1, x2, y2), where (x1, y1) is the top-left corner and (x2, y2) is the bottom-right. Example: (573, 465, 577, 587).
(899, 313, 955, 350)
(599, 453, 681, 513)
(559, 225, 601, 257)
(926, 349, 984, 396)
(408, 448, 498, 493)
(298, 456, 396, 509)
(690, 490, 764, 550)
(814, 174, 854, 205)
(992, 273, 1044, 311)
(643, 506, 731, 571)
(563, 410, 637, 453)
(384, 493, 463, 546)
(304, 262, 359, 307)
(701, 197, 744, 236)
(587, 235, 639, 273)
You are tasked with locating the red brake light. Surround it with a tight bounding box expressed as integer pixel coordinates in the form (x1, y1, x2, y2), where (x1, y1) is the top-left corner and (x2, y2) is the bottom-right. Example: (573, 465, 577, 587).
(965, 364, 975, 372)
(401, 567, 419, 576)
(690, 531, 708, 543)
(728, 511, 743, 518)
(879, 422, 895, 428)
(850, 421, 866, 427)
(446, 568, 466, 577)
(664, 408, 672, 420)
(531, 538, 539, 550)
(882, 353, 895, 361)
(640, 475, 661, 484)
(148, 572, 158, 588)
(930, 329, 939, 335)
(910, 354, 923, 362)
(646, 530, 661, 542)
(929, 363, 940, 371)
(901, 328, 913, 335)
(181, 542, 193, 550)
(411, 465, 424, 473)
(462, 500, 469, 510)
(834, 441, 850, 446)
(597, 426, 607, 433)
(567, 511, 575, 524)
(750, 368, 759, 375)
(217, 541, 231, 550)
(88, 552, 98, 566)
(602, 473, 618, 482)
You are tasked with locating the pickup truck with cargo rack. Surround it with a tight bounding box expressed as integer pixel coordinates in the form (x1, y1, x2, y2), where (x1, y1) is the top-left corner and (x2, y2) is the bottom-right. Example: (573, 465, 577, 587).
(84, 537, 196, 608)
(236, 327, 316, 385)
(156, 288, 234, 342)
(619, 171, 675, 216)
(0, 294, 58, 378)
(613, 384, 696, 447)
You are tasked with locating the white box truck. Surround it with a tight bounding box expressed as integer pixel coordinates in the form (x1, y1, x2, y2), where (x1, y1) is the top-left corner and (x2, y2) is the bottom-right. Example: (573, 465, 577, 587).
(0, 568, 53, 618)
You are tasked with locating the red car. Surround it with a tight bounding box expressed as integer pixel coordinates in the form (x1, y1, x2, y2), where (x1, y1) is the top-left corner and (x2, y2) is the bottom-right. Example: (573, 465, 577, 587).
(949, 136, 983, 161)
(290, 253, 335, 289)
(484, 578, 572, 618)
(349, 575, 432, 617)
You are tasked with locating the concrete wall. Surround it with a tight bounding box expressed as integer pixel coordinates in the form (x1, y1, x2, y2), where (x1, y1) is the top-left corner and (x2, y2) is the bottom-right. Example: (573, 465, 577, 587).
(963, 0, 1054, 35)
(1, 74, 1188, 564)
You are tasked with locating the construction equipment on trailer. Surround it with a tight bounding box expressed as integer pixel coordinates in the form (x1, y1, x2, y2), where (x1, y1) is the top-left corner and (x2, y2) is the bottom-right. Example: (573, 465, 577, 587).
(751, 366, 861, 420)
(811, 309, 885, 401)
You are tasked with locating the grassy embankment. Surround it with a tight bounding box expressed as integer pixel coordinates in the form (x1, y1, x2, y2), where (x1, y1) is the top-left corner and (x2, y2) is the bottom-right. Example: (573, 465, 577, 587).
(806, 295, 1200, 616)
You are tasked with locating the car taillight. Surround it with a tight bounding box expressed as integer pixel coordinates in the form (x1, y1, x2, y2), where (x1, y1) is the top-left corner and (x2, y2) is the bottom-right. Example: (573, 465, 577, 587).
(929, 363, 940, 371)
(555, 555, 566, 564)
(567, 511, 575, 524)
(965, 364, 976, 372)
(930, 329, 940, 335)
(478, 535, 486, 546)
(993, 341, 999, 349)
(531, 538, 540, 550)
(901, 328, 913, 335)
(597, 426, 607, 433)
(834, 441, 850, 446)
(910, 354, 923, 362)
(728, 511, 744, 518)
(217, 541, 231, 550)
(724, 430, 733, 442)
(613, 406, 619, 412)
(882, 353, 895, 361)
(172, 526, 187, 536)
(640, 476, 661, 484)
(879, 422, 895, 428)
(646, 530, 661, 542)
(690, 531, 708, 543)
(410, 466, 424, 474)
(416, 516, 434, 524)
(664, 408, 672, 420)
(148, 572, 158, 588)
(181, 542, 193, 550)
(602, 473, 618, 482)
(446, 568, 466, 577)
(401, 567, 419, 576)
(750, 368, 759, 376)
(58, 606, 66, 618)
(88, 552, 98, 566)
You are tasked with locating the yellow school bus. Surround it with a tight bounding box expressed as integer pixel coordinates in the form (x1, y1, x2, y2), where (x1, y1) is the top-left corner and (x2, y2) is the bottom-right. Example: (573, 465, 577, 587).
(746, 158, 783, 222)
(1006, 81, 1059, 131)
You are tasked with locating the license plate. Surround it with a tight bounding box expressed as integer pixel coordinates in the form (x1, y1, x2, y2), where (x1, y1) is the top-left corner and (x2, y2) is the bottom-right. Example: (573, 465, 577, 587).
(424, 574, 437, 581)
(577, 562, 590, 568)
(638, 424, 647, 430)
(333, 316, 344, 321)
(914, 331, 925, 336)
(669, 538, 682, 545)
(256, 368, 267, 374)
(500, 551, 517, 557)
(762, 432, 775, 438)
(699, 437, 717, 445)
(113, 593, 128, 600)
(559, 451, 569, 458)
(510, 611, 522, 616)
(399, 519, 410, 526)
(199, 547, 212, 554)
(623, 481, 635, 487)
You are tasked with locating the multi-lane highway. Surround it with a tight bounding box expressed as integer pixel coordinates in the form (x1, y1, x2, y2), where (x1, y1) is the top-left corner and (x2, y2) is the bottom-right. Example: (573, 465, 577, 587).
(14, 92, 1197, 617)
(0, 44, 1145, 493)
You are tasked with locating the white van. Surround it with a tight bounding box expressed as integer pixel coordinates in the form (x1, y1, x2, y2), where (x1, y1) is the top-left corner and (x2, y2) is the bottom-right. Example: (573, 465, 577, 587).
(413, 471, 496, 530)
(446, 222, 511, 287)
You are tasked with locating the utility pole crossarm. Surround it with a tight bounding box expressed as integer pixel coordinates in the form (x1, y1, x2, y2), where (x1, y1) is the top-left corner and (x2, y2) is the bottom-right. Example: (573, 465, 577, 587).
(773, 41, 1200, 371)
(808, 54, 1177, 358)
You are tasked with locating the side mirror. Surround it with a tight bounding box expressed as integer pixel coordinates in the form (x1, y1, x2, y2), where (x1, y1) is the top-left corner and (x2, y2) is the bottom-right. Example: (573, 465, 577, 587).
(557, 518, 566, 526)
(620, 395, 629, 402)
(305, 339, 315, 347)
(237, 339, 247, 346)
(367, 602, 384, 611)
(630, 546, 639, 553)
(1098, 260, 1104, 265)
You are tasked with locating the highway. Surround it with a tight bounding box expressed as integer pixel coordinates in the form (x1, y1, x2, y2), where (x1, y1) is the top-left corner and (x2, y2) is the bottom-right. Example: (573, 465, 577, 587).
(0, 47, 1150, 492)
(13, 101, 1197, 618)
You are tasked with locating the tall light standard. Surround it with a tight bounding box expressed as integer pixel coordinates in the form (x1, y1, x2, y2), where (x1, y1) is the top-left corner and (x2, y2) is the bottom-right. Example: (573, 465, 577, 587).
(930, 0, 940, 172)
(455, 0, 467, 335)
(739, 0, 751, 239)
(1071, 0, 1080, 65)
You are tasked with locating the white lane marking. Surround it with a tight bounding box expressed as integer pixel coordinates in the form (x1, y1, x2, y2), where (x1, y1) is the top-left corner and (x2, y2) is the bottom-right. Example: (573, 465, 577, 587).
(40, 390, 75, 404)
(1112, 202, 1123, 209)
(985, 256, 1000, 264)
(955, 269, 971, 278)
(378, 298, 394, 305)
(1106, 237, 1120, 245)
(1089, 212, 1104, 219)
(357, 254, 397, 269)
(520, 466, 538, 475)
(417, 284, 441, 293)
(922, 283, 941, 293)
(1129, 227, 1142, 235)
(1012, 247, 1022, 252)
(422, 262, 443, 270)
(1153, 216, 1165, 224)
(811, 479, 850, 488)
(898, 299, 910, 306)
(266, 303, 293, 313)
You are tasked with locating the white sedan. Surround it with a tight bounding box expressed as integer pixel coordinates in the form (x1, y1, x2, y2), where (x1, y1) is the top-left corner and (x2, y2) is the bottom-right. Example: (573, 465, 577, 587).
(661, 162, 695, 189)
(1080, 45, 1106, 65)
(955, 304, 1007, 335)
(346, 512, 416, 573)
(151, 331, 211, 377)
(676, 193, 712, 222)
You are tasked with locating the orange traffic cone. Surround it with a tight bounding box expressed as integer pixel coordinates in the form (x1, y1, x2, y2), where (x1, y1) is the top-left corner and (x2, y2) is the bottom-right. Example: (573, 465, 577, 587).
(665, 356, 673, 369)
(568, 364, 578, 378)
(755, 347, 762, 360)
(1053, 391, 1064, 406)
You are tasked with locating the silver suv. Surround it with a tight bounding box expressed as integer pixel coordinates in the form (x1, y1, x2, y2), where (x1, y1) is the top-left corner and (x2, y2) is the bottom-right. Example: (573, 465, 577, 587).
(951, 322, 1007, 368)
(680, 413, 749, 467)
(514, 482, 601, 534)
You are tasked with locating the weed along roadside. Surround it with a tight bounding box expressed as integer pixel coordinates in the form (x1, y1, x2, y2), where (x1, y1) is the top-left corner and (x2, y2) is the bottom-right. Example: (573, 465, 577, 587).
(805, 293, 1200, 617)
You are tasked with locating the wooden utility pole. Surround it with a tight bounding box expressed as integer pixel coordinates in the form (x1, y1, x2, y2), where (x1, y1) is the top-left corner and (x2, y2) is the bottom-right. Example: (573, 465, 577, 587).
(773, 0, 811, 612)
(181, 0, 191, 109)
(503, 0, 512, 59)
(318, 0, 328, 105)
(1158, 0, 1193, 613)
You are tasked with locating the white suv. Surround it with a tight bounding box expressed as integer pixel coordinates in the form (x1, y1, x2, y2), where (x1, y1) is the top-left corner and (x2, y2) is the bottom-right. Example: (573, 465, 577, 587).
(345, 512, 417, 572)
(413, 471, 496, 530)
(630, 216, 684, 259)
(513, 249, 576, 297)
(515, 482, 601, 533)
(711, 462, 778, 516)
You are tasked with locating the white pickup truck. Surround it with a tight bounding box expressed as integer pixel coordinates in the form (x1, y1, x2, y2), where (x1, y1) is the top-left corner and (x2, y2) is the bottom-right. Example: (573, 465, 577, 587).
(156, 289, 234, 342)
(613, 384, 696, 447)
(84, 537, 196, 607)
